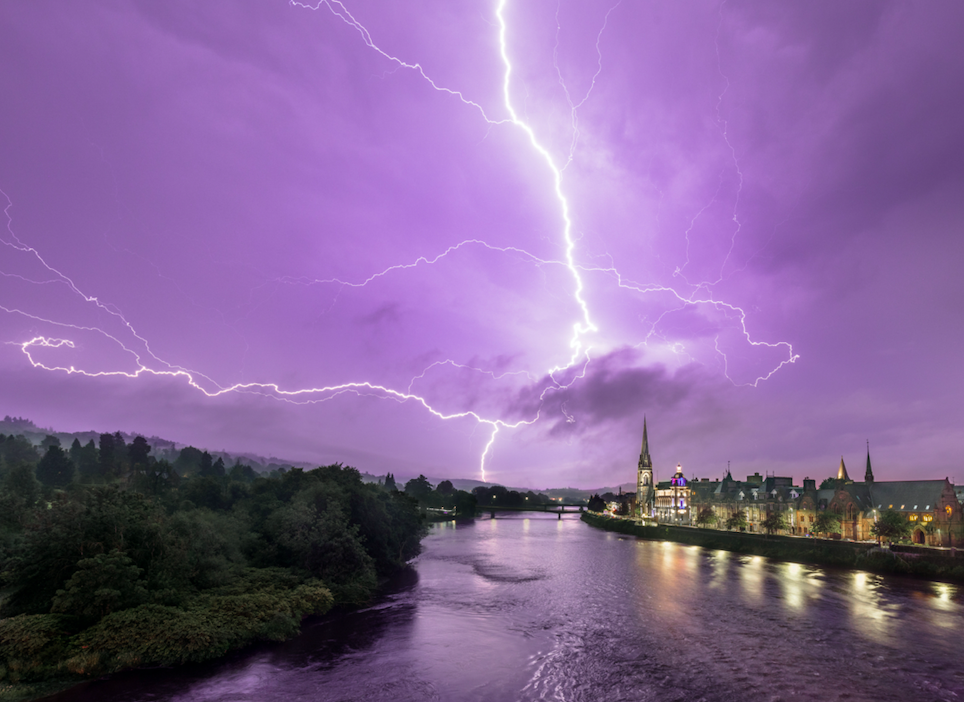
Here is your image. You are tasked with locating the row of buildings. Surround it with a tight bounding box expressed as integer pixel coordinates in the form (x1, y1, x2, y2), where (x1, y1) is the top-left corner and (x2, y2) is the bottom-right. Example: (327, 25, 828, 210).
(631, 419, 963, 547)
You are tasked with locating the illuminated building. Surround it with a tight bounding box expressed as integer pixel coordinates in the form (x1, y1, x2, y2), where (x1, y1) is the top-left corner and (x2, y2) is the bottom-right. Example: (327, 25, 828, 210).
(685, 445, 964, 545)
(655, 464, 690, 525)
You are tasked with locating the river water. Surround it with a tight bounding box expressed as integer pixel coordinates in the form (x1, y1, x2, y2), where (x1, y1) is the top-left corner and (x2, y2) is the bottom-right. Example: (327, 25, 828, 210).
(47, 513, 964, 702)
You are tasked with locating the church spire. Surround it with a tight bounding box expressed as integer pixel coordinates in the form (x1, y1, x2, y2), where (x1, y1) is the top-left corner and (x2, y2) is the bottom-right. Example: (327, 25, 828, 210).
(639, 416, 652, 469)
(865, 440, 874, 483)
(837, 456, 850, 482)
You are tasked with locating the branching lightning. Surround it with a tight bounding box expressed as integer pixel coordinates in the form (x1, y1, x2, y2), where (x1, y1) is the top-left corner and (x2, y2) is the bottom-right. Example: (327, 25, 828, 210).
(3, 0, 798, 483)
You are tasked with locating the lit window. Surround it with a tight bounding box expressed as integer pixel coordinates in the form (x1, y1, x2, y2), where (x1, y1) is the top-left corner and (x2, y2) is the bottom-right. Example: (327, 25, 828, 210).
(909, 514, 918, 521)
(947, 505, 954, 517)
(923, 514, 933, 523)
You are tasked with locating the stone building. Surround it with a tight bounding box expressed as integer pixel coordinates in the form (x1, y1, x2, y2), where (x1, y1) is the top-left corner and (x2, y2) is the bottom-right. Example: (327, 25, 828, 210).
(654, 464, 691, 525)
(641, 430, 963, 546)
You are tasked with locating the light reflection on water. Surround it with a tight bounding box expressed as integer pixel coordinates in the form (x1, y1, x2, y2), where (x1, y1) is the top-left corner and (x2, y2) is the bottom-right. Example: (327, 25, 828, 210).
(43, 514, 964, 702)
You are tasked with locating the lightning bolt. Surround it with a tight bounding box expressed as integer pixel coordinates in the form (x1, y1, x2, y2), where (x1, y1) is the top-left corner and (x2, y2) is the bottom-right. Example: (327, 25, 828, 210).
(3, 0, 798, 484)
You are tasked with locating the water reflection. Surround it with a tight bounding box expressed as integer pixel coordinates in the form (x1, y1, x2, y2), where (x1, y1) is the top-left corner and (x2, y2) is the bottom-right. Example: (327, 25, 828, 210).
(40, 518, 964, 702)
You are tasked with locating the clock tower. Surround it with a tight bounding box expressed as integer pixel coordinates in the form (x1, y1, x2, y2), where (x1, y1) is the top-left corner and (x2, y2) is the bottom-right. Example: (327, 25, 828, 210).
(636, 417, 655, 519)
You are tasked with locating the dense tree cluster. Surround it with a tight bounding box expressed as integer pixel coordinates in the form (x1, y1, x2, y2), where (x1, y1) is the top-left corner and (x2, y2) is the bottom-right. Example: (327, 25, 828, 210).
(396, 474, 477, 518)
(587, 494, 607, 513)
(471, 485, 550, 509)
(0, 432, 427, 685)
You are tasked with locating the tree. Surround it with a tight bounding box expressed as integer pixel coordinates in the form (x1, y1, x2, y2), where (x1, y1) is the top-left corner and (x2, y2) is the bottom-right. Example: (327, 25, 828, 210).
(228, 461, 257, 483)
(404, 474, 433, 500)
(0, 461, 40, 527)
(112, 432, 129, 477)
(36, 444, 75, 488)
(174, 446, 204, 476)
(761, 511, 787, 536)
(40, 434, 61, 451)
(436, 480, 455, 495)
(198, 451, 214, 477)
(69, 437, 84, 467)
(587, 494, 606, 513)
(98, 433, 116, 480)
(454, 490, 477, 517)
(812, 511, 841, 537)
(871, 509, 911, 545)
(725, 511, 748, 531)
(76, 439, 100, 482)
(128, 436, 151, 468)
(50, 549, 148, 623)
(818, 478, 836, 490)
(0, 434, 41, 476)
(695, 506, 718, 529)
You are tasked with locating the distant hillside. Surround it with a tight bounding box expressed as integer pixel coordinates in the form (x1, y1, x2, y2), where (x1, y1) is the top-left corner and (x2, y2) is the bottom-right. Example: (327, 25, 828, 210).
(0, 415, 311, 475)
(1, 415, 626, 494)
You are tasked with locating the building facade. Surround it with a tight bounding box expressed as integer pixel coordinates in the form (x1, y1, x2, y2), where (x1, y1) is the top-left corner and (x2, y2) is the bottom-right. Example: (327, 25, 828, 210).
(654, 464, 690, 525)
(637, 429, 964, 546)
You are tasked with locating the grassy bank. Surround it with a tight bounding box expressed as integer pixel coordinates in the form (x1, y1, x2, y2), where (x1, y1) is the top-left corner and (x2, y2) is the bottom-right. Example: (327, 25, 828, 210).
(581, 512, 964, 581)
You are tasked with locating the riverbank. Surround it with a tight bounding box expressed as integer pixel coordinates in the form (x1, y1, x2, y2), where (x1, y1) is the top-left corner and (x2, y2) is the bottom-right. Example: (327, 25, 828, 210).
(581, 512, 964, 581)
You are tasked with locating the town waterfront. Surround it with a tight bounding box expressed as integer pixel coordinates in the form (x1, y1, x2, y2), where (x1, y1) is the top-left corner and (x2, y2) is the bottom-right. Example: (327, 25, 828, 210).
(45, 513, 964, 702)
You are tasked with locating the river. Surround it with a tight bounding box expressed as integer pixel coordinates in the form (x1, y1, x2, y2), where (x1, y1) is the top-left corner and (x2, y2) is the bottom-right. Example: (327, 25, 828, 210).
(45, 513, 964, 702)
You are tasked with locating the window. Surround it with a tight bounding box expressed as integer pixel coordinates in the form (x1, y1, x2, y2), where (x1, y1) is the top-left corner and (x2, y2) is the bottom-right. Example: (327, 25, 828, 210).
(909, 514, 919, 521)
(947, 505, 954, 517)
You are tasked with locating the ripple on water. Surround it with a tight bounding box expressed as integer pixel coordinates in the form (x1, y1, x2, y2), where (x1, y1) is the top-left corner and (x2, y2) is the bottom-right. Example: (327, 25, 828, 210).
(39, 518, 964, 702)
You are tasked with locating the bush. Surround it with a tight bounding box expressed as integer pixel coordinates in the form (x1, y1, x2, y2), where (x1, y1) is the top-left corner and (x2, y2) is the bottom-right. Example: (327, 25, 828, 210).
(0, 614, 72, 682)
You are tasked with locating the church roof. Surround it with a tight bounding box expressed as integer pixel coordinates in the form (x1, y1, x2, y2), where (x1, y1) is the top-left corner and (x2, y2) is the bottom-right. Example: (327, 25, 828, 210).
(869, 480, 948, 512)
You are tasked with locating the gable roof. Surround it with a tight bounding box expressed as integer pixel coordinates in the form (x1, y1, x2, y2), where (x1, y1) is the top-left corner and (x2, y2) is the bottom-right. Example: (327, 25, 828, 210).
(869, 480, 948, 512)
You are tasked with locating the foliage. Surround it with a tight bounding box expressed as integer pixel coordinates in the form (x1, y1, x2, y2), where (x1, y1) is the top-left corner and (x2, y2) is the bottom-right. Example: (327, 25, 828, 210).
(871, 509, 912, 543)
(35, 445, 74, 489)
(812, 511, 842, 536)
(586, 494, 606, 513)
(761, 511, 787, 535)
(724, 511, 748, 531)
(471, 485, 552, 508)
(403, 474, 433, 500)
(50, 550, 148, 622)
(0, 461, 424, 684)
(0, 614, 73, 683)
(818, 478, 836, 490)
(695, 507, 717, 528)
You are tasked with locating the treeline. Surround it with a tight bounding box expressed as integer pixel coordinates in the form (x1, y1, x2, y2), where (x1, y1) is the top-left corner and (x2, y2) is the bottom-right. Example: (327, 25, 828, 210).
(0, 432, 427, 690)
(471, 484, 552, 508)
(389, 473, 477, 518)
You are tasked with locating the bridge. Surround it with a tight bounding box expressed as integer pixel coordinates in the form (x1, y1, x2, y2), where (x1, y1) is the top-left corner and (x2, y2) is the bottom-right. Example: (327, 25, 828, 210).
(485, 504, 585, 519)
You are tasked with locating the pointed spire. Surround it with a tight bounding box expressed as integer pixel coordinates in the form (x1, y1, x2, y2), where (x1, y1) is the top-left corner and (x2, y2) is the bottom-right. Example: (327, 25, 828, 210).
(639, 416, 652, 469)
(865, 440, 874, 483)
(837, 456, 850, 482)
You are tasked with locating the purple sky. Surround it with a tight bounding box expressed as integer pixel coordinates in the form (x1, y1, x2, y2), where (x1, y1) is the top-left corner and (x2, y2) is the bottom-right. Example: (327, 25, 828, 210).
(3, 0, 964, 489)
